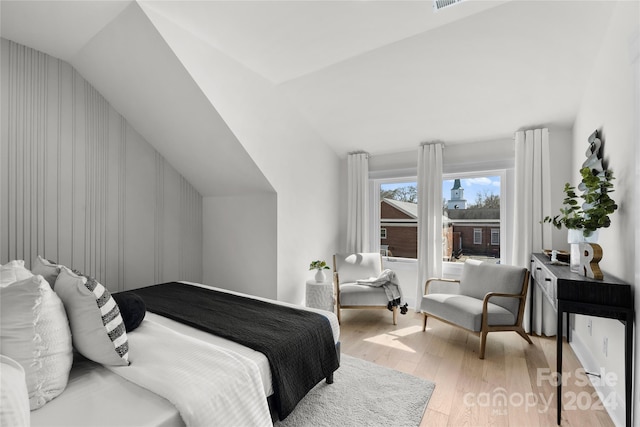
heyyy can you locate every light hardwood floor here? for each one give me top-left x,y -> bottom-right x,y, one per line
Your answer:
338,309 -> 616,427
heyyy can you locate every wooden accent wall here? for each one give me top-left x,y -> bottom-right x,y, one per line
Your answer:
1,39 -> 203,291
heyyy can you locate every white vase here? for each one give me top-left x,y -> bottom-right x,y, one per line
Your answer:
568,229 -> 599,272
314,269 -> 327,283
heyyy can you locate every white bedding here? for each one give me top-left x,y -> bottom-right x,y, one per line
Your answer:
30,356 -> 184,427
30,282 -> 339,427
106,319 -> 271,427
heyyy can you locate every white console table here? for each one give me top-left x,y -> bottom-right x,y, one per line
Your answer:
305,279 -> 334,312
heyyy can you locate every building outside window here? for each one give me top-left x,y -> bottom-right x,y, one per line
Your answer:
380,228 -> 387,239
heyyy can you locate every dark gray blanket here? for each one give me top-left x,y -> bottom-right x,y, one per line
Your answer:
120,282 -> 339,420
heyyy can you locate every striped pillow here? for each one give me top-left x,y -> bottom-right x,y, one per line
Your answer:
54,267 -> 129,366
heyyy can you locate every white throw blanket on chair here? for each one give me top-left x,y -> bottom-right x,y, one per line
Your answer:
356,269 -> 405,308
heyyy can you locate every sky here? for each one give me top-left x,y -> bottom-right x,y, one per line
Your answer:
381,175 -> 501,205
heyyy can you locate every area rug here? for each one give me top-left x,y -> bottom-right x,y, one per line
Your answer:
276,354 -> 435,427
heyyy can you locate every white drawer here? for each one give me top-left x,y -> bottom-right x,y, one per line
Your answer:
532,258 -> 557,310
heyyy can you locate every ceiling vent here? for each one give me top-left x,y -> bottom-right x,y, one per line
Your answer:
433,0 -> 465,12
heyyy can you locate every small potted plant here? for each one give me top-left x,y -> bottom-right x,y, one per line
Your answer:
543,145 -> 617,273
309,260 -> 330,282
543,166 -> 617,240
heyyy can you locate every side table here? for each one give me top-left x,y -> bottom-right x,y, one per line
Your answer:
305,279 -> 334,312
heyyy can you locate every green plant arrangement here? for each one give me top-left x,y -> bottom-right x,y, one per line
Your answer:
309,260 -> 330,271
543,166 -> 618,238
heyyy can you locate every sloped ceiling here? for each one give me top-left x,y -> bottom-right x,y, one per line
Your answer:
70,2 -> 275,197
1,0 -> 275,197
1,0 -> 616,190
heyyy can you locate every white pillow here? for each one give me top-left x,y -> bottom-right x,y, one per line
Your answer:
54,267 -> 129,366
0,260 -> 33,287
334,253 -> 382,284
0,275 -> 73,410
31,256 -> 61,289
0,355 -> 31,426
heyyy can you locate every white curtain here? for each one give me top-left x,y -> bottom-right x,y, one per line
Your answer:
346,152 -> 370,253
512,128 -> 553,334
416,142 -> 444,308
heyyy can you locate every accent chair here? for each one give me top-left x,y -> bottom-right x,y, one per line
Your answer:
420,259 -> 532,359
333,253 -> 397,325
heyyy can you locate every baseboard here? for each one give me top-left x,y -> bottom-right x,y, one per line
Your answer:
569,330 -> 624,427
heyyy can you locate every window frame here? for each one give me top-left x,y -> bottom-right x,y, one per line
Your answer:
443,169 -> 506,271
370,168 -> 507,271
491,228 -> 500,246
473,228 -> 483,245
370,175 -> 417,258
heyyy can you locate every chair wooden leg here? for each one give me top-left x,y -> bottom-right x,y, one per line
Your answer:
516,328 -> 533,344
392,306 -> 398,325
336,306 -> 341,324
479,330 -> 488,359
422,313 -> 428,331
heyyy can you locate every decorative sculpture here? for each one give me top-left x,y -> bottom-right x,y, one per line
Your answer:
581,130 -> 604,181
579,242 -> 603,280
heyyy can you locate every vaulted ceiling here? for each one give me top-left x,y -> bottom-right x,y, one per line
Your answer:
1,0 -> 616,194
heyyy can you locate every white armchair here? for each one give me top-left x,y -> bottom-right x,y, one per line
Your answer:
333,253 -> 397,325
420,259 -> 532,359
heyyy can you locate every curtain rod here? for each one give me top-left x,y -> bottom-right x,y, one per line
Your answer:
419,141 -> 444,147
348,150 -> 370,158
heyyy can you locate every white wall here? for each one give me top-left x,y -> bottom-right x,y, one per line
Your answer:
202,194 -> 277,299
569,2 -> 639,425
0,39 -> 203,291
140,3 -> 343,305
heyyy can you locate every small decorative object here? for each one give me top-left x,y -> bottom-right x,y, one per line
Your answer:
568,229 -> 598,272
309,260 -> 330,283
543,249 -> 569,264
543,130 -> 617,271
579,243 -> 603,280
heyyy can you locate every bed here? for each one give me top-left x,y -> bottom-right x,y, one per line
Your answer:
0,258 -> 340,427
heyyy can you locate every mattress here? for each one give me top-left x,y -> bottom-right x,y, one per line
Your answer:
31,355 -> 184,427
30,282 -> 339,427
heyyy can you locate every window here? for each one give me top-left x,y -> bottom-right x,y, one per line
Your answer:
443,173 -> 502,263
491,228 -> 500,245
473,228 -> 483,245
372,170 -> 505,265
377,179 -> 419,259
